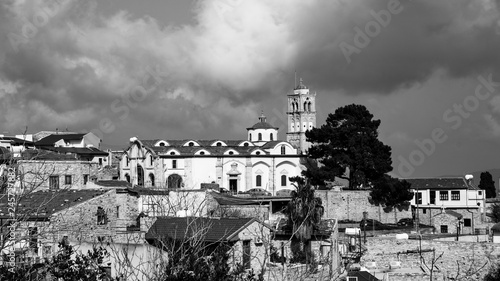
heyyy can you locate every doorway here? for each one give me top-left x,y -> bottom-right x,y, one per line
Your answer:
229,179 -> 238,193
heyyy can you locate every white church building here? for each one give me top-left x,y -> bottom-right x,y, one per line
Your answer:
119,79 -> 316,195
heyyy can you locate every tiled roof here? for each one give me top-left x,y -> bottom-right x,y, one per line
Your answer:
405,178 -> 479,190
21,149 -> 78,161
149,143 -> 264,156
146,217 -> 255,243
35,133 -> 86,146
0,189 -> 109,219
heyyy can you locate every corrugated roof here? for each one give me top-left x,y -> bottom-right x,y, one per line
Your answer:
46,147 -> 108,156
0,137 -> 34,146
405,178 -> 479,190
347,271 -> 380,281
211,192 -> 261,205
95,180 -> 132,187
145,217 -> 254,242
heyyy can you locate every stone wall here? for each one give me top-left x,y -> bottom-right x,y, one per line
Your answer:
19,160 -> 99,191
317,190 -> 412,224
361,237 -> 500,280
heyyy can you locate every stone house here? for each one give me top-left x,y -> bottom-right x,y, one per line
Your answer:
145,217 -> 271,273
0,187 -> 165,279
17,156 -> 99,192
432,210 -> 463,234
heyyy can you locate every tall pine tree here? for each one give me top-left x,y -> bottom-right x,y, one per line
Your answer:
478,171 -> 496,198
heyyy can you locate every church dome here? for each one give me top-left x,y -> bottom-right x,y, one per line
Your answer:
246,112 -> 278,130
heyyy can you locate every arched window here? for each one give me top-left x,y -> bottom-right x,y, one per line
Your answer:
217,142 -> 222,147
270,133 -> 273,141
249,133 -> 252,140
200,151 -> 205,155
256,151 -> 261,155
167,174 -> 183,189
150,155 -> 153,166
256,175 -> 262,187
295,102 -> 299,111
229,151 -> 234,155
244,143 -> 249,147
281,145 -> 286,155
258,133 -> 262,141
125,174 -> 130,183
189,142 -> 194,146
149,173 -> 155,187
304,102 -> 308,111
281,175 -> 287,186
170,151 -> 175,155
159,142 -> 165,147
137,165 -> 144,186
308,102 -> 312,112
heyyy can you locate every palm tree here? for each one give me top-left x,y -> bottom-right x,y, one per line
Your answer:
287,177 -> 324,264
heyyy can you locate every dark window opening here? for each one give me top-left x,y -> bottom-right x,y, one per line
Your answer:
440,191 -> 449,201
84,174 -> 89,184
149,173 -> 155,187
243,240 -> 251,269
440,225 -> 448,233
451,191 -> 460,201
281,145 -> 286,155
281,175 -> 287,186
270,134 -> 273,141
258,133 -> 262,141
229,151 -> 234,155
137,165 -> 144,186
49,176 -> 59,190
96,207 -> 108,225
65,175 -> 72,185
464,218 -> 471,227
256,151 -> 261,155
256,175 -> 262,187
172,160 -> 177,169
189,142 -> 194,146
29,227 -> 38,252
159,142 -> 165,147
217,142 -> 222,147
125,174 -> 130,183
170,151 -> 175,155
416,192 -> 422,204
244,143 -> 249,147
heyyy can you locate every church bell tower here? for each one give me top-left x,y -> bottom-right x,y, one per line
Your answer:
286,78 -> 316,154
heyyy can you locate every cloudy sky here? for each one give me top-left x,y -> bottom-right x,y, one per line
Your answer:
1,0 -> 500,178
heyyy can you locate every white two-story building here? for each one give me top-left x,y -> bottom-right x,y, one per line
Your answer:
407,175 -> 486,234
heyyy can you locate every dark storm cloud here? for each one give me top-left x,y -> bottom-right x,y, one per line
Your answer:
0,0 -> 499,150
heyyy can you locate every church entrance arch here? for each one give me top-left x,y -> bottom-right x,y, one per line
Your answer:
167,174 -> 183,189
